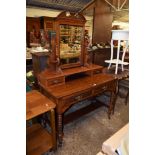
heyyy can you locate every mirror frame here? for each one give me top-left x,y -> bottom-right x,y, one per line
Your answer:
55,11 -> 86,69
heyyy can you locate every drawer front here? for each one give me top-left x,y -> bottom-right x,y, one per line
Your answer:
47,77 -> 64,86
94,84 -> 108,95
62,90 -> 92,105
93,81 -> 115,95
93,68 -> 103,75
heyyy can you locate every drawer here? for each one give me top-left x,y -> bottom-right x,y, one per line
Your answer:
62,90 -> 92,105
94,83 -> 109,95
47,77 -> 64,86
93,68 -> 103,75
93,81 -> 116,95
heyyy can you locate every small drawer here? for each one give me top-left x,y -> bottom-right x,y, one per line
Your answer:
82,91 -> 92,99
47,77 -> 64,86
62,90 -> 92,104
94,84 -> 109,95
93,68 -> 103,75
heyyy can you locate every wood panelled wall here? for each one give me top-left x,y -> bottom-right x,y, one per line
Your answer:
92,0 -> 113,44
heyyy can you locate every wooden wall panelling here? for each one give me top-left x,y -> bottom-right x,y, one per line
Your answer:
92,0 -> 113,44
40,16 -> 55,31
26,17 -> 40,47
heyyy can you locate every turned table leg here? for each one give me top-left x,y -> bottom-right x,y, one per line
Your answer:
108,91 -> 116,119
108,92 -> 112,119
50,109 -> 57,150
112,92 -> 117,114
57,114 -> 63,147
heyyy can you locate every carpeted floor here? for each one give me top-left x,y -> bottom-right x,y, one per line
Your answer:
44,93 -> 129,155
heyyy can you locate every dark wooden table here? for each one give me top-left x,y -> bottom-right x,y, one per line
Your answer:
26,90 -> 57,155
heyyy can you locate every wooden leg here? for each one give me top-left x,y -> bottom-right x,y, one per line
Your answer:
112,80 -> 118,114
108,92 -> 112,119
50,109 -> 57,150
112,92 -> 117,114
57,114 -> 63,147
116,80 -> 119,95
108,91 -> 116,119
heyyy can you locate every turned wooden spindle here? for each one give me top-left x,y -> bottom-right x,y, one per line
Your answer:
47,31 -> 61,73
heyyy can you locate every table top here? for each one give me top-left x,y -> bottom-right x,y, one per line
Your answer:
43,73 -> 115,98
26,90 -> 56,120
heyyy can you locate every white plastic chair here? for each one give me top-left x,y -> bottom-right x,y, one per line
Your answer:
105,30 -> 129,74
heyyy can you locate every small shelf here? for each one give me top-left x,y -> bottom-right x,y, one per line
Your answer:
27,123 -> 53,155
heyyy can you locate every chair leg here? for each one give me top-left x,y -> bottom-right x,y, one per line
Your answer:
115,40 -> 121,74
108,92 -> 116,119
108,63 -> 111,69
121,64 -> 124,72
115,63 -> 118,74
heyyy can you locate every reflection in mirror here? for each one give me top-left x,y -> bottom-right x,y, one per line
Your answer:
60,25 -> 82,65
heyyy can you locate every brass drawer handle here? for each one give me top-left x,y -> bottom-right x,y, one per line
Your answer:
53,80 -> 59,84
102,86 -> 107,90
75,96 -> 81,101
95,70 -> 100,73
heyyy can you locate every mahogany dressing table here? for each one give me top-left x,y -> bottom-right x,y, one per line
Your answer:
37,11 -> 117,146
38,65 -> 117,146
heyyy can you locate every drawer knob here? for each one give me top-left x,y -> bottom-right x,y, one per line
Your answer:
53,80 -> 58,84
102,86 -> 106,90
95,70 -> 100,73
75,96 -> 81,101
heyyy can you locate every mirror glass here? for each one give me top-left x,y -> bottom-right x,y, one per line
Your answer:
60,25 -> 83,66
